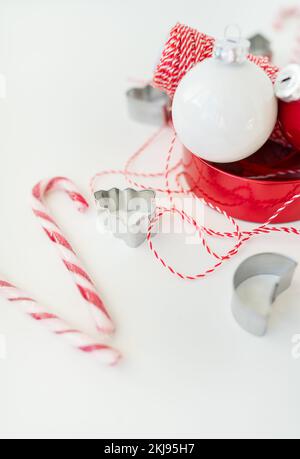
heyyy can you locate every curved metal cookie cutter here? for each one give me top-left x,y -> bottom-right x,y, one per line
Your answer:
127,85 -> 171,126
95,188 -> 156,248
232,253 -> 298,336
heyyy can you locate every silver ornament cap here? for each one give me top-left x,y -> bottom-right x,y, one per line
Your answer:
275,64 -> 300,103
214,25 -> 250,64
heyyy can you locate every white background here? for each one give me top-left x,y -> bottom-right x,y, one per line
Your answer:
0,0 -> 300,439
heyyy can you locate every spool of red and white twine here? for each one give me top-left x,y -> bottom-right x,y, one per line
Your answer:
0,177 -> 121,366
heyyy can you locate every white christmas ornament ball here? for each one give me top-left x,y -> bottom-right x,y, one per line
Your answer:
172,50 -> 278,163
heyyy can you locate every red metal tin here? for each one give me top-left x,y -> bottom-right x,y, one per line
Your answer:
278,100 -> 300,151
183,141 -> 300,223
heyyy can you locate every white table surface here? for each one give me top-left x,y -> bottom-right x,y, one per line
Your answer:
0,0 -> 300,439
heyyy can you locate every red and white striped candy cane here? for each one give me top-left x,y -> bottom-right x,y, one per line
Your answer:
32,177 -> 115,335
0,280 -> 121,366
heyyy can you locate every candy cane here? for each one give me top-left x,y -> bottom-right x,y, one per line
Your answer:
32,177 -> 115,335
0,280 -> 121,366
273,6 -> 300,64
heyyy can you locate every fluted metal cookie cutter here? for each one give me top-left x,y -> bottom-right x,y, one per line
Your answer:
249,33 -> 272,60
95,188 -> 156,248
126,84 -> 171,126
275,64 -> 300,102
232,253 -> 298,336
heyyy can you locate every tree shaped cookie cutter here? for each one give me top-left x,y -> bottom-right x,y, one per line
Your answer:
95,188 -> 156,248
127,84 -> 171,126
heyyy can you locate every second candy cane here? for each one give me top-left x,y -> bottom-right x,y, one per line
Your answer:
0,279 -> 121,366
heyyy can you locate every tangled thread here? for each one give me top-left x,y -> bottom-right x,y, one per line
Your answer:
91,125 -> 300,281
92,23 -> 300,281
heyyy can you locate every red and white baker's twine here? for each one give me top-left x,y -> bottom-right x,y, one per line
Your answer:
92,124 -> 300,281
153,23 -> 280,96
91,24 -> 300,281
0,177 -> 121,366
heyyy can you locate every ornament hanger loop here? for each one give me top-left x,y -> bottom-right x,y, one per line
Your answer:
224,24 -> 242,42
214,24 -> 250,64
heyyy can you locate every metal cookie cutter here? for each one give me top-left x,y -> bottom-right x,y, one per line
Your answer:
95,188 -> 156,248
275,64 -> 300,102
249,33 -> 272,60
232,253 -> 298,336
126,84 -> 171,126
